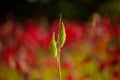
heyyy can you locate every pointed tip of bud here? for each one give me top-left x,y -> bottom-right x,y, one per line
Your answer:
60,14 -> 62,21
61,22 -> 64,26
52,32 -> 55,39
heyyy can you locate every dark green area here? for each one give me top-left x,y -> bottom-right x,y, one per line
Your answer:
0,0 -> 118,21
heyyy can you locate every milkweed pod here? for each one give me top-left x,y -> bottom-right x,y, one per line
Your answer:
50,32 -> 57,58
58,22 -> 66,48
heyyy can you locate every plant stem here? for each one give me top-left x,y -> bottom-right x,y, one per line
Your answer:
56,14 -> 62,80
57,48 -> 61,80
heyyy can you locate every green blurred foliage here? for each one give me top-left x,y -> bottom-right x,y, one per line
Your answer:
2,0 -> 120,21
99,0 -> 120,14
0,0 -> 110,21
0,68 -> 23,80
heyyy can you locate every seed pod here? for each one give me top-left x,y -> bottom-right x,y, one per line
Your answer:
50,32 -> 57,57
58,22 -> 66,48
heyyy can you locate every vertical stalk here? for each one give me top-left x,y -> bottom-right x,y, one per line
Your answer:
56,14 -> 62,80
57,48 -> 61,80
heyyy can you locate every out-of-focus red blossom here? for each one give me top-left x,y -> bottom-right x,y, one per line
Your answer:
0,20 -> 16,37
102,18 -> 112,39
25,20 -> 40,43
49,20 -> 84,46
19,32 -> 39,50
2,46 -> 18,62
103,19 -> 110,28
106,59 -> 114,67
112,71 -> 119,78
15,61 -> 21,70
102,17 -> 111,30
112,26 -> 120,39
66,74 -> 74,80
61,56 -> 74,70
3,49 -> 13,62
99,59 -> 114,71
113,49 -> 120,56
99,61 -> 106,71
25,48 -> 37,66
3,41 -> 37,70
20,20 -> 51,49
15,46 -> 37,71
62,61 -> 73,70
2,47 -> 22,70
18,20 -> 41,49
13,23 -> 24,39
44,56 -> 57,68
40,34 -> 51,49
110,49 -> 120,64
25,20 -> 40,42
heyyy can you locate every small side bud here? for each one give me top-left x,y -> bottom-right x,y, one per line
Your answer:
58,22 -> 66,48
92,13 -> 100,27
50,32 -> 57,57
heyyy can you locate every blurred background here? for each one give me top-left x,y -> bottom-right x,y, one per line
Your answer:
0,0 -> 120,80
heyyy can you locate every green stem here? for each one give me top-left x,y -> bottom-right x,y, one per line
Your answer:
56,14 -> 62,80
57,48 -> 61,80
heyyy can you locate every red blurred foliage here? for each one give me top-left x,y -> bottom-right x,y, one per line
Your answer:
21,20 -> 51,49
1,13 -> 120,80
112,71 -> 119,78
62,60 -> 73,70
66,74 -> 74,80
113,26 -> 120,39
44,56 -> 57,68
2,45 -> 19,63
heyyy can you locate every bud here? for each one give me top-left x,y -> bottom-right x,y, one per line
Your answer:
50,32 -> 57,57
92,13 -> 100,27
58,22 -> 66,48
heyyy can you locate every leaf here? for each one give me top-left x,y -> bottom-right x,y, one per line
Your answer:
50,32 -> 57,57
58,22 -> 66,48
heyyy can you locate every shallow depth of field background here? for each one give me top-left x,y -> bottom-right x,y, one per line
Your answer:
0,0 -> 120,80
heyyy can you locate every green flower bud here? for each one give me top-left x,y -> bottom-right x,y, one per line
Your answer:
50,32 -> 57,57
58,22 -> 66,48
